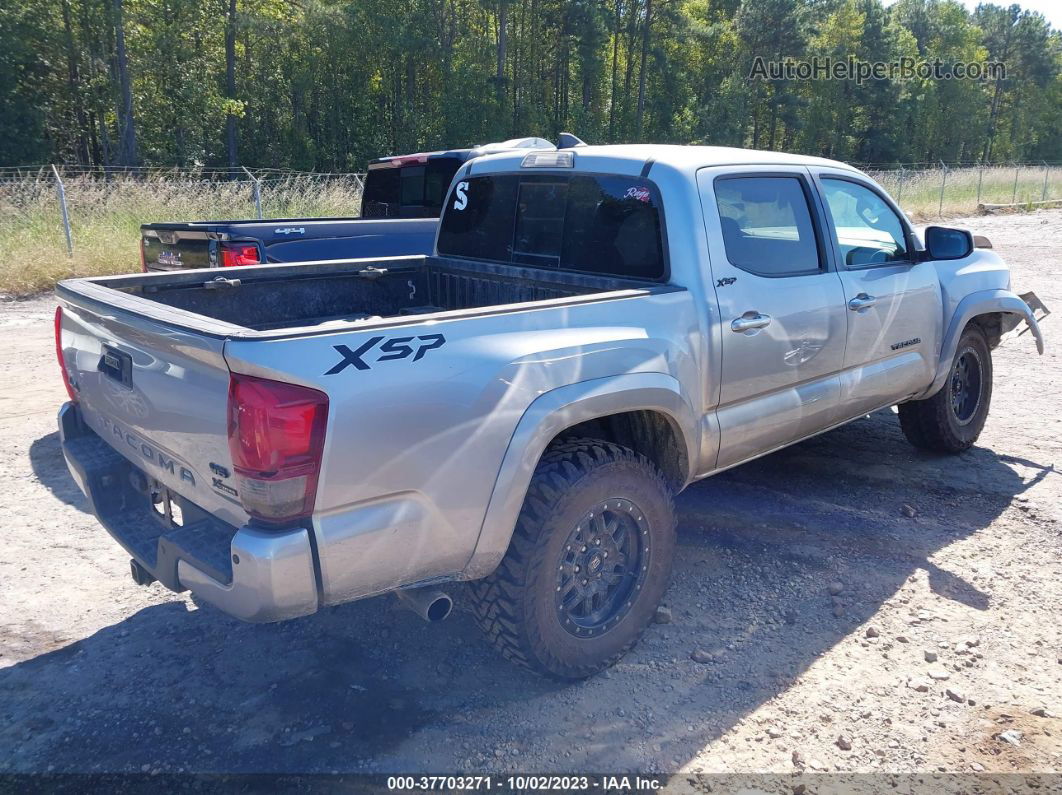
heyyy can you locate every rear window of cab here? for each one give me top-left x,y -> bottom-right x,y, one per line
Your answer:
437,174 -> 666,280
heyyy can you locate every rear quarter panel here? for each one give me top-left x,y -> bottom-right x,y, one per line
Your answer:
222,288 -> 701,602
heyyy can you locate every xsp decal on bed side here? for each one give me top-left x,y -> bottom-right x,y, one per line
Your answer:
325,333 -> 446,374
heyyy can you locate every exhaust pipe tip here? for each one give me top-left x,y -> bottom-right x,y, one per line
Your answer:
395,587 -> 453,622
130,558 -> 156,587
425,594 -> 453,622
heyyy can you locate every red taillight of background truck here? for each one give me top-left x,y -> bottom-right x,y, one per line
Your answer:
220,242 -> 261,267
227,373 -> 328,524
54,306 -> 78,402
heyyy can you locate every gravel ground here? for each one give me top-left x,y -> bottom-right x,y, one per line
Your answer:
0,210 -> 1059,780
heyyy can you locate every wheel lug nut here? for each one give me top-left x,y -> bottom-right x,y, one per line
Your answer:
582,579 -> 588,585
574,565 -> 580,572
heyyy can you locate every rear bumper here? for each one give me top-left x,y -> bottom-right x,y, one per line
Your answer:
59,402 -> 318,622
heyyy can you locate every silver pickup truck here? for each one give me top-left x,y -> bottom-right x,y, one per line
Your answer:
55,145 -> 1046,679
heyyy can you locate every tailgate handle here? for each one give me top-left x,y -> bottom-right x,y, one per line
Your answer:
98,345 -> 133,387
357,266 -> 388,281
204,276 -> 242,289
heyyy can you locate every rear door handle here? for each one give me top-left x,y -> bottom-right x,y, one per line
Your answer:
731,312 -> 772,333
848,293 -> 878,311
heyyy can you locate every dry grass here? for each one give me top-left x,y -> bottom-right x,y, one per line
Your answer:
869,164 -> 1059,220
1,165 -> 1058,297
0,171 -> 363,297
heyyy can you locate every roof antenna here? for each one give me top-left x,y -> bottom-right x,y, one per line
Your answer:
557,132 -> 587,149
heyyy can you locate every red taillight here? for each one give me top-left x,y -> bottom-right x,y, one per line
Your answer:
139,238 -> 148,272
227,373 -> 328,524
220,242 -> 261,267
54,306 -> 78,402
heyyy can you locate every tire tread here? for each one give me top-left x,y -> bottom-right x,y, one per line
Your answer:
898,326 -> 991,453
468,437 -> 674,679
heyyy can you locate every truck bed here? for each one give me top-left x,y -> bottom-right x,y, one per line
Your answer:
141,217 -> 438,270
61,255 -> 661,336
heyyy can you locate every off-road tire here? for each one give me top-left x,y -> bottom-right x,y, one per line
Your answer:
898,325 -> 993,453
469,438 -> 676,680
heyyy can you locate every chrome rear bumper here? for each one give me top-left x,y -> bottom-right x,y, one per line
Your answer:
59,402 -> 318,622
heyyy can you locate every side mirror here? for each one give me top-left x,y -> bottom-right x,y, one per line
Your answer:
924,226 -> 973,260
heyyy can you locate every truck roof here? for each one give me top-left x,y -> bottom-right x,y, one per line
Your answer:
465,144 -> 863,177
368,137 -> 554,168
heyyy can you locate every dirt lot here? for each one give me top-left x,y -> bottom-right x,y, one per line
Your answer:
0,210 -> 1059,781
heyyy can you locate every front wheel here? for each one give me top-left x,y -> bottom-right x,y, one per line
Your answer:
898,325 -> 993,453
469,438 -> 676,679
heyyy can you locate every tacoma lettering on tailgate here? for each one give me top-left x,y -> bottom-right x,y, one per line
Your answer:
97,415 -> 196,486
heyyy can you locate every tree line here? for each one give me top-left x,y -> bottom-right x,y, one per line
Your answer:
1,0 -> 1060,171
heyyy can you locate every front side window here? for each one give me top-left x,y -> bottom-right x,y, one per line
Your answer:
821,178 -> 908,266
714,176 -> 822,276
437,174 -> 666,280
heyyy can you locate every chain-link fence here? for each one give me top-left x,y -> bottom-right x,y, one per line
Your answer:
1,161 -> 1060,296
864,162 -> 1060,217
0,166 -> 365,294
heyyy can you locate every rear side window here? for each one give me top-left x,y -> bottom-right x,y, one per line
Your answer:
714,176 -> 822,276
437,174 -> 666,280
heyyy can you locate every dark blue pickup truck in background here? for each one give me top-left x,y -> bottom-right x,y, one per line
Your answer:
140,137 -> 557,272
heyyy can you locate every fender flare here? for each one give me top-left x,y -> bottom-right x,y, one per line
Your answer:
919,289 -> 1044,399
461,372 -> 697,580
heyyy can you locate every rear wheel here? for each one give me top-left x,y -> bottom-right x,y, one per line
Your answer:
898,325 -> 993,453
469,438 -> 675,679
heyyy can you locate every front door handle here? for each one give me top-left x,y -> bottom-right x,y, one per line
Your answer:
731,312 -> 772,333
848,293 -> 878,311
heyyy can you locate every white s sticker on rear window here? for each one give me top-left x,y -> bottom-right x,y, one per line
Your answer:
453,181 -> 469,211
